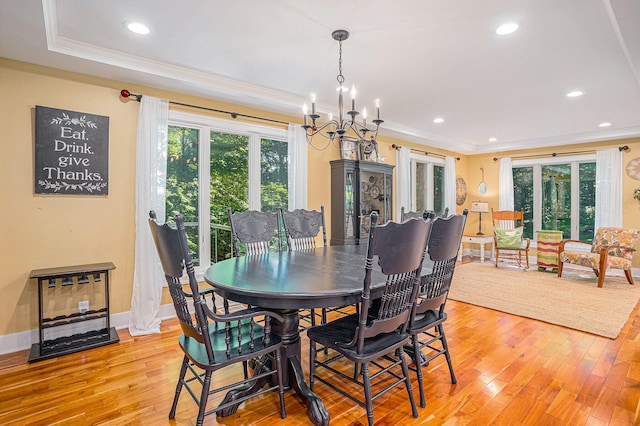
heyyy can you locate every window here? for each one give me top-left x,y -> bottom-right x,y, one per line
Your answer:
166,111 -> 288,269
512,155 -> 595,242
411,155 -> 444,212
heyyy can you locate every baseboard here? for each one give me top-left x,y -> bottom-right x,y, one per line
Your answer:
0,303 -> 178,356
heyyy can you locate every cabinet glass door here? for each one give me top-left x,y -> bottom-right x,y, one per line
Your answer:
345,170 -> 356,239
359,169 -> 390,237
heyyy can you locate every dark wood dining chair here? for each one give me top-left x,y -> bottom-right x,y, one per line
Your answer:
280,206 -> 327,328
408,209 -> 468,408
280,206 -> 351,328
307,212 -> 433,426
401,206 -> 449,221
227,207 -> 282,256
280,206 -> 327,251
148,211 -> 286,426
401,207 -> 430,221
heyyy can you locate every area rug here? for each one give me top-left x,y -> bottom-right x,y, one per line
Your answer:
448,262 -> 640,338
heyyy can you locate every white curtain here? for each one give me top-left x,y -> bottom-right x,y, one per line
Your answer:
396,147 -> 411,218
595,147 -> 622,229
499,157 -> 514,210
443,156 -> 457,213
129,96 -> 169,336
287,124 -> 308,210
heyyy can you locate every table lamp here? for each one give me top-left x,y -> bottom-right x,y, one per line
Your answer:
471,201 -> 489,235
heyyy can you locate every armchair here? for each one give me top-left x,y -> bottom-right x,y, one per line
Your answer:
492,209 -> 530,268
558,227 -> 638,288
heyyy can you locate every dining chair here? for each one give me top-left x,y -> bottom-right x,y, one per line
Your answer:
408,209 -> 468,408
307,212 -> 433,426
148,211 -> 286,425
492,208 -> 530,268
280,206 -> 329,328
227,207 -> 282,256
400,207 -> 430,221
280,206 -> 327,251
280,206 -> 352,328
557,226 -> 638,288
401,206 -> 449,221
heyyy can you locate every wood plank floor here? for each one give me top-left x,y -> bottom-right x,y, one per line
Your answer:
2,281 -> 640,425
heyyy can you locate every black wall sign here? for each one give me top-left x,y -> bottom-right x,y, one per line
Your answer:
35,106 -> 109,195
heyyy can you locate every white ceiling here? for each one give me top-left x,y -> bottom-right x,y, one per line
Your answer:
1,0 -> 639,154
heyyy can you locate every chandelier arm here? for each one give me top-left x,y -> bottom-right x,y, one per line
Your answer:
305,134 -> 333,151
304,120 -> 336,135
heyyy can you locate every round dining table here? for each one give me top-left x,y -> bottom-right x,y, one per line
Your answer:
204,244 -> 388,426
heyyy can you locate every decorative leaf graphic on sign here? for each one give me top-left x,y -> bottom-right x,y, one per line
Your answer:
38,180 -> 107,193
50,113 -> 98,128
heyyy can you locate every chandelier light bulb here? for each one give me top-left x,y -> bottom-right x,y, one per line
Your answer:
310,92 -> 317,114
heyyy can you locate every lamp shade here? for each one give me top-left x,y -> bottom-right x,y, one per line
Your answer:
471,201 -> 489,213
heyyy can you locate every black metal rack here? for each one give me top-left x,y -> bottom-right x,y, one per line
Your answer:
28,262 -> 119,362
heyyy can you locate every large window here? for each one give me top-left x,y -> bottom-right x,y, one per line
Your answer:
512,156 -> 595,242
411,156 -> 444,212
166,111 -> 288,269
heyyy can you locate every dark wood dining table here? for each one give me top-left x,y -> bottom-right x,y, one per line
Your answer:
203,244 -> 389,426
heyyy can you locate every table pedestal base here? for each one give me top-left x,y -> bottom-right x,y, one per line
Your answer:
217,308 -> 329,425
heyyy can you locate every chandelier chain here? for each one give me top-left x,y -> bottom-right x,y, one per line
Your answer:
337,40 -> 344,85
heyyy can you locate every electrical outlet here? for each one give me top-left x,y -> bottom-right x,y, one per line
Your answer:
78,300 -> 89,313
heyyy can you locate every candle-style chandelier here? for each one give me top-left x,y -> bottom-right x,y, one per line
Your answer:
302,29 -> 383,149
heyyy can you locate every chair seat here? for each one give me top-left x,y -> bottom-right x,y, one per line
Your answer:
179,320 -> 281,369
408,310 -> 447,333
496,242 -> 528,250
307,313 -> 410,362
560,251 -> 632,270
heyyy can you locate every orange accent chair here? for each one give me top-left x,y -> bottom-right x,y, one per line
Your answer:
557,227 -> 638,288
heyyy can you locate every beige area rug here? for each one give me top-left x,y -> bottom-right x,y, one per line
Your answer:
449,262 -> 640,339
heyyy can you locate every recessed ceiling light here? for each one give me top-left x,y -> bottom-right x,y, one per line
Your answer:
126,22 -> 150,35
433,117 -> 444,124
496,23 -> 519,35
599,122 -> 612,127
566,90 -> 584,98
488,137 -> 497,142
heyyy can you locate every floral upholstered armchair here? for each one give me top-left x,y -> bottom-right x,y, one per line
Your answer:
557,227 -> 639,288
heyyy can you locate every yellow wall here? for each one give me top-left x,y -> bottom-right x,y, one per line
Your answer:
1,57 -> 639,340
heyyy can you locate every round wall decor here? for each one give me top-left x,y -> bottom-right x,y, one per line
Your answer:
456,177 -> 467,205
626,157 -> 640,180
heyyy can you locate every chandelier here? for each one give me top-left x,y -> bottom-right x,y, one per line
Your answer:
302,29 -> 383,149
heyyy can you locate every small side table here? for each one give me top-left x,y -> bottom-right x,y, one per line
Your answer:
461,234 -> 495,263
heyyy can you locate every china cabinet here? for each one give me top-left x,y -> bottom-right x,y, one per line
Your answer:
330,159 -> 394,245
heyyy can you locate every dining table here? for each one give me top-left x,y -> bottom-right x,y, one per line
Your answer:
203,244 -> 390,426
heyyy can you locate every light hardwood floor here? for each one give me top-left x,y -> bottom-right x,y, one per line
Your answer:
2,275 -> 640,425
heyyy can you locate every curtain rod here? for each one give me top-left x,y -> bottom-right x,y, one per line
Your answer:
493,145 -> 629,161
391,144 -> 460,160
119,89 -> 289,126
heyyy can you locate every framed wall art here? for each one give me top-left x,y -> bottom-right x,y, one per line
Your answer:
35,105 -> 109,195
